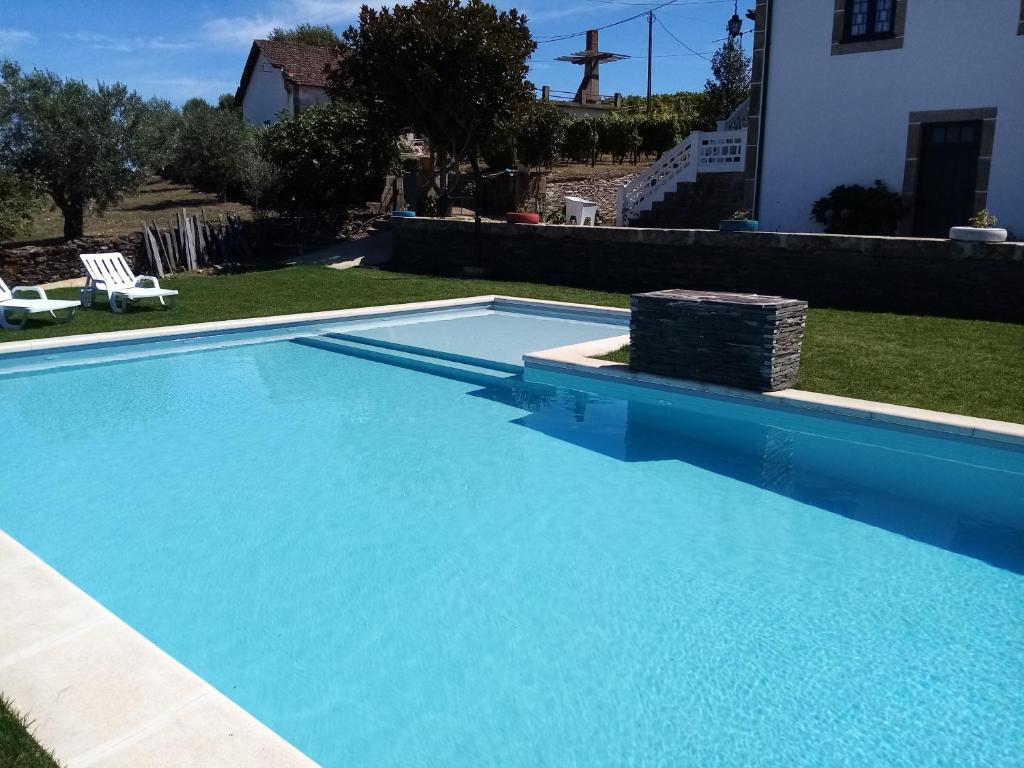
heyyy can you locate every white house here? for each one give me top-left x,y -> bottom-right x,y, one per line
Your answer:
235,40 -> 335,126
744,0 -> 1024,237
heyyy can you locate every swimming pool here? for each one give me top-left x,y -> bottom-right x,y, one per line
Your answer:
1,302 -> 1022,767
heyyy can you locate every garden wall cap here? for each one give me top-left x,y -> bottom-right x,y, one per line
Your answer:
634,288 -> 808,309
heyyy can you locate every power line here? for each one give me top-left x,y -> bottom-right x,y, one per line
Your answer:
530,51 -> 712,62
654,14 -> 712,60
580,0 -> 729,6
533,0 -> 686,44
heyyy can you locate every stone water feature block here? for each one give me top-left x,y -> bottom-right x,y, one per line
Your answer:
630,289 -> 808,392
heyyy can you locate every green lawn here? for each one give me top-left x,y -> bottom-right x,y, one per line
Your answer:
3,265 -> 1022,423
0,695 -> 62,768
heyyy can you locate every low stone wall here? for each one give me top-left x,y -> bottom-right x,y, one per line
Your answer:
631,289 -> 807,392
0,234 -> 145,286
390,218 -> 1024,322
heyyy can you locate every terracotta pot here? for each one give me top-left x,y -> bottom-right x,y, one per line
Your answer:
505,212 -> 540,225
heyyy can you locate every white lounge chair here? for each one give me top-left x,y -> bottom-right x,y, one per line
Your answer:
0,278 -> 80,330
80,252 -> 178,313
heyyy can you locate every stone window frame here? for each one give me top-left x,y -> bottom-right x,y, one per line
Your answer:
899,107 -> 997,235
831,0 -> 907,55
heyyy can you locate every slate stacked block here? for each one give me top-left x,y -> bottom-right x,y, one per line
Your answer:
630,289 -> 808,392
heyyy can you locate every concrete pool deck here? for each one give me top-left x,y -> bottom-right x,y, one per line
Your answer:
0,532 -> 318,768
2,296 -> 1022,766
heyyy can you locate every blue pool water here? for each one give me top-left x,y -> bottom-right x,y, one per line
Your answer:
1,320 -> 1022,767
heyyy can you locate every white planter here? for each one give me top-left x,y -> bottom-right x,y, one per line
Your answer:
949,226 -> 1008,243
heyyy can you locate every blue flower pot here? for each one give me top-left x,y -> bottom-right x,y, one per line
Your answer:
719,219 -> 759,232
391,210 -> 417,218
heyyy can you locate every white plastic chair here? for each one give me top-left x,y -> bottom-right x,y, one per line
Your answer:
79,252 -> 178,313
0,278 -> 80,330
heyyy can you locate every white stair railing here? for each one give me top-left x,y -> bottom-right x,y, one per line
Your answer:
617,101 -> 749,227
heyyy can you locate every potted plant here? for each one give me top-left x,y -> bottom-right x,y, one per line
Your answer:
720,209 -> 759,232
950,209 -> 1008,243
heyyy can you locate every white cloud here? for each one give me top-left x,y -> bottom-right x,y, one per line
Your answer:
522,5 -> 591,23
200,14 -> 289,47
69,31 -> 195,53
0,28 -> 35,52
201,0 -> 365,46
291,0 -> 363,21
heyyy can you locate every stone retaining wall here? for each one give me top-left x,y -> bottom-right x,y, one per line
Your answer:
390,218 -> 1024,322
0,235 -> 145,286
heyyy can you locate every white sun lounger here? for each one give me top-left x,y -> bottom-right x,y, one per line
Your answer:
0,278 -> 80,330
80,252 -> 178,313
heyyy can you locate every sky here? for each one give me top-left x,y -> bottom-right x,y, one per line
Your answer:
0,0 -> 748,105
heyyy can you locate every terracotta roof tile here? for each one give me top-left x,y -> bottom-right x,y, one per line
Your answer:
254,39 -> 337,88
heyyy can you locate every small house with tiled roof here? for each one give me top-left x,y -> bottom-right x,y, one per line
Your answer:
235,39 -> 337,125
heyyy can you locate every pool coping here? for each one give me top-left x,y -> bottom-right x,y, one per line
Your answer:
523,336 -> 1024,447
0,531 -> 319,768
2,294 -> 1022,765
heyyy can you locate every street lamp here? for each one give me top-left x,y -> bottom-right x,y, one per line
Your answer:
727,1 -> 743,38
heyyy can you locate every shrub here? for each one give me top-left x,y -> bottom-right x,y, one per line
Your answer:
562,118 -> 600,165
598,115 -> 640,164
517,102 -> 569,169
258,100 -> 400,214
810,180 -> 905,235
969,209 -> 998,228
637,113 -> 679,157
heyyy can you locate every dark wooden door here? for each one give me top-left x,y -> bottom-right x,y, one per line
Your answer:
913,121 -> 981,237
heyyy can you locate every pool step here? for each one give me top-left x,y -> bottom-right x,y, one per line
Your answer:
291,336 -> 519,387
322,332 -> 522,374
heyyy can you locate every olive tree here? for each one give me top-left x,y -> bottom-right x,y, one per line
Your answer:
329,0 -> 535,214
269,24 -> 341,47
170,98 -> 252,201
0,168 -> 44,241
0,59 -> 162,240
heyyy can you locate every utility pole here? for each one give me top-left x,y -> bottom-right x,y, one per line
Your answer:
646,11 -> 653,114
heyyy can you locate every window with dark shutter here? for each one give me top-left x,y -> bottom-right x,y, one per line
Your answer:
845,0 -> 897,41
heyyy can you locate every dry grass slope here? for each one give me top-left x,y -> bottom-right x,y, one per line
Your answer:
8,178 -> 252,245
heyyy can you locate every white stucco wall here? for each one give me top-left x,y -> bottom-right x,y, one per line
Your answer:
757,0 -> 1024,237
241,52 -> 293,126
296,86 -> 330,113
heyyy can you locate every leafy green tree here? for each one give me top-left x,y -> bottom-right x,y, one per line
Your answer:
269,24 -> 341,47
217,93 -> 238,111
258,100 -> 399,214
139,97 -> 182,175
562,118 -> 600,165
598,115 -> 640,164
482,99 -> 568,171
171,99 -> 252,201
0,59 -> 162,240
0,169 -> 44,241
516,101 -> 568,169
636,113 -> 679,158
698,38 -> 750,129
330,0 -> 535,213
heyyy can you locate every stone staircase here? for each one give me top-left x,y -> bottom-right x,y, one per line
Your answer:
628,171 -> 745,229
616,99 -> 749,229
